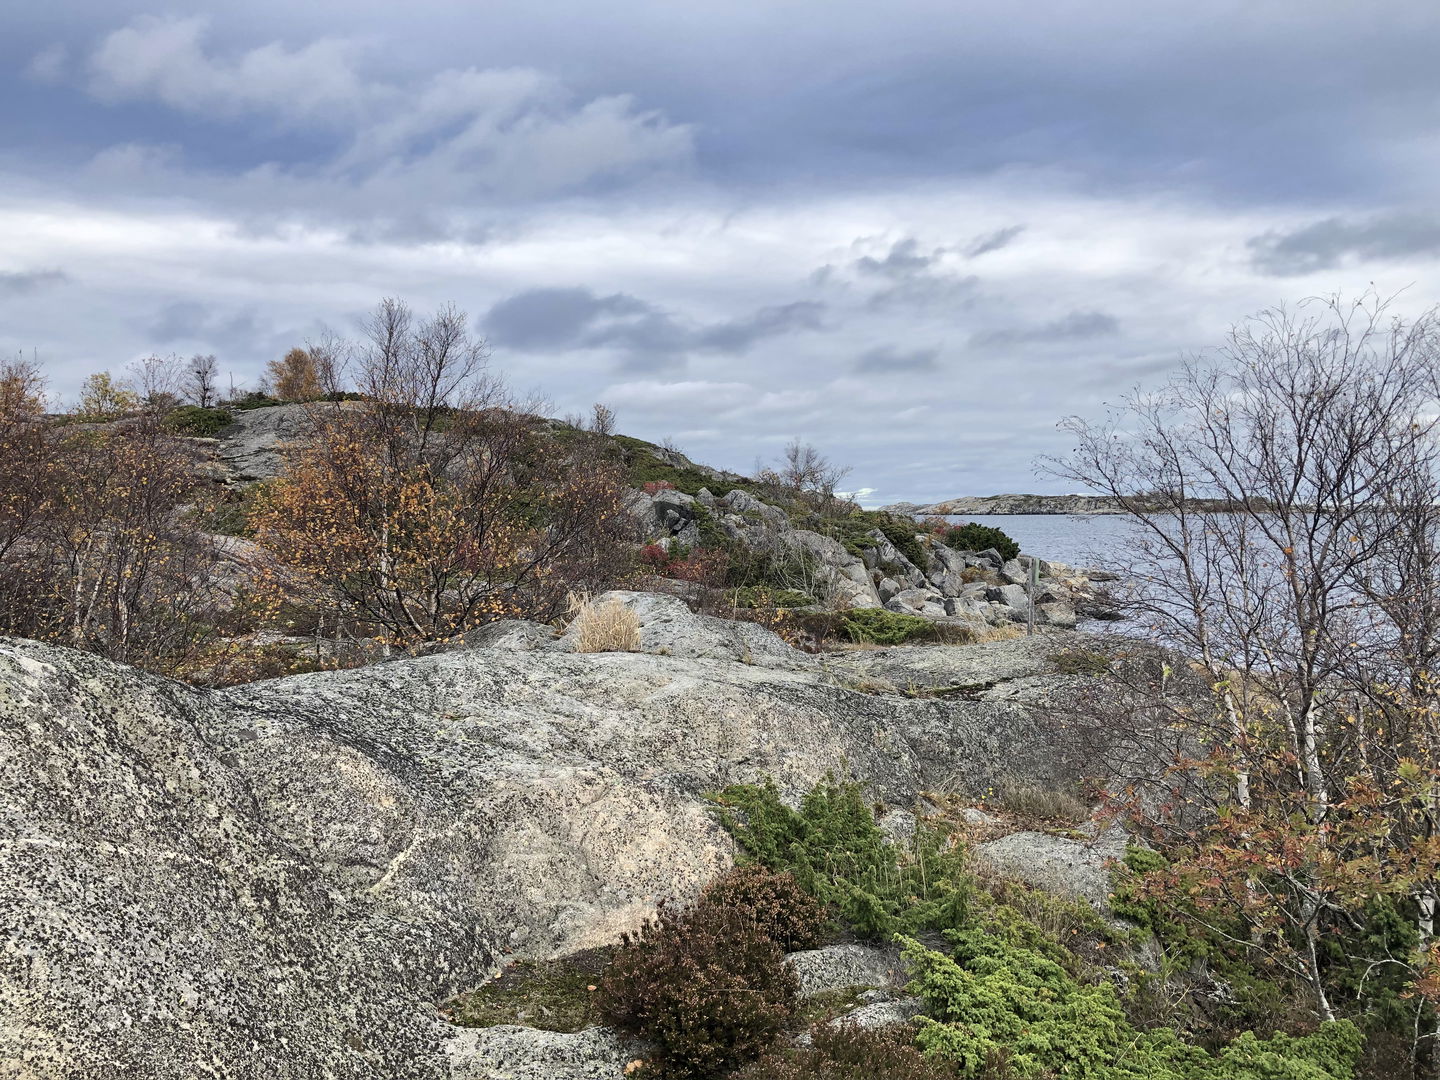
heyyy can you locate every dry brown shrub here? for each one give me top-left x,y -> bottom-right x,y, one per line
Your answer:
997,783 -> 1088,824
569,593 -> 642,653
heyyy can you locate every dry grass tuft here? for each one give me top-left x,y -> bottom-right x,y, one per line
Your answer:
997,782 -> 1089,824
568,592 -> 643,653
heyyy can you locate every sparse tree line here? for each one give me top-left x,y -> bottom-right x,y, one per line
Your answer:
0,298 -> 637,679
1051,295 -> 1440,1077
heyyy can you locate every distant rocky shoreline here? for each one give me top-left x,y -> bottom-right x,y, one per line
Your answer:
883,494 -> 1128,516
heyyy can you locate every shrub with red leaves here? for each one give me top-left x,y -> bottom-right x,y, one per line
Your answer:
696,866 -> 827,952
640,544 -> 672,570
597,868 -> 814,1078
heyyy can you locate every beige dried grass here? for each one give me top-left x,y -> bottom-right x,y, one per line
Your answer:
568,592 -> 642,653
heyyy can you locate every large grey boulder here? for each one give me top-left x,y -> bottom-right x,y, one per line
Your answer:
554,591 -> 814,669
787,530 -> 882,609
986,583 -> 1031,612
975,826 -> 1128,913
1,606 -> 1090,1077
719,489 -> 790,530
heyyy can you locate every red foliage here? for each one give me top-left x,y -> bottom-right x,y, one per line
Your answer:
640,544 -> 672,569
665,548 -> 729,587
643,480 -> 676,494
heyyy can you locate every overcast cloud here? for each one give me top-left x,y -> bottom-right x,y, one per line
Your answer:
3,3 -> 1440,503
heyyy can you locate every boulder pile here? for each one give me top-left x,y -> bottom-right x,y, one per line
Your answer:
630,486 -> 1117,629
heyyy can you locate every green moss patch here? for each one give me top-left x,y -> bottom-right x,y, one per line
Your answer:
441,948 -> 611,1032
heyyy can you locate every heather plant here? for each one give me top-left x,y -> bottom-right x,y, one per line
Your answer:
598,890 -> 799,1077
733,1024 -> 959,1080
695,865 -> 828,952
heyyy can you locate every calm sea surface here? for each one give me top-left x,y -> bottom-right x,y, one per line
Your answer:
942,514 -> 1139,572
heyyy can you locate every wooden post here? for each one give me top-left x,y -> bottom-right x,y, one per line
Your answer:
1026,556 -> 1038,636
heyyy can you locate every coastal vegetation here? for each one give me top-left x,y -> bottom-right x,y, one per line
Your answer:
0,302 -> 1040,679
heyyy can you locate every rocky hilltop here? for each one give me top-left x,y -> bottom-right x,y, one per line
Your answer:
194,406 -> 1118,634
883,493 -> 1128,515
0,592 -> 1116,1079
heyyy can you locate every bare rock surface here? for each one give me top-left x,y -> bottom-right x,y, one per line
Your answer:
445,1025 -> 638,1080
0,596 -> 1093,1078
823,631 -> 1107,699
974,826 -> 1129,913
553,591 -> 816,669
213,402 -> 319,482
785,944 -> 909,997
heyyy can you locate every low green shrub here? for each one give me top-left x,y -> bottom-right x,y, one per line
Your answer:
904,931 -> 1362,1080
163,405 -> 233,437
224,391 -> 282,411
943,524 -> 1019,562
839,608 -> 938,646
598,898 -> 797,1078
730,586 -> 815,610
711,777 -> 969,939
734,1024 -> 959,1080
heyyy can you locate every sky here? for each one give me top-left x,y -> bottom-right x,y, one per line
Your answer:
4,3 -> 1440,505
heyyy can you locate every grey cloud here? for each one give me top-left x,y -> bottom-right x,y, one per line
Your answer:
1249,214 -> 1440,276
971,310 -> 1119,347
483,287 -> 651,351
965,225 -> 1025,257
844,237 -> 979,311
0,269 -> 69,295
484,288 -> 824,372
854,238 -> 940,279
696,301 -> 826,351
149,301 -> 261,345
868,274 -> 979,312
855,345 -> 939,373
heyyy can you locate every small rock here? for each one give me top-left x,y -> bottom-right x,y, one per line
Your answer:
785,944 -> 908,997
975,828 -> 1126,913
828,997 -> 923,1030
877,809 -> 917,845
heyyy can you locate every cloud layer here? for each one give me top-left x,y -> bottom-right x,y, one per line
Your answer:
3,5 -> 1440,503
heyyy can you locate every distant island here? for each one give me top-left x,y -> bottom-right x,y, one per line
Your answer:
883,494 -> 1129,515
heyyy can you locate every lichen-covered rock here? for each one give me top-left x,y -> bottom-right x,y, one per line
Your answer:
446,1025 -> 639,1080
214,401 -> 333,482
975,826 -> 1128,913
0,603 -> 1091,1077
828,997 -> 923,1029
785,944 -> 908,997
553,591 -> 814,669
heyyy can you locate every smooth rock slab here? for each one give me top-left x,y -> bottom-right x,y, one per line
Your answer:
0,606 -> 1093,1077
